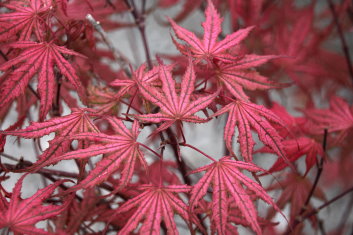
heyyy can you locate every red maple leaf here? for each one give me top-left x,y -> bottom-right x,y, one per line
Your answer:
114,184 -> 203,234
226,198 -> 278,234
0,175 -> 71,235
215,56 -> 285,101
1,108 -> 100,171
261,137 -> 324,175
52,188 -> 108,234
304,96 -> 353,134
0,0 -> 51,42
2,108 -> 99,139
109,63 -> 160,99
267,102 -> 306,138
136,61 -> 219,134
38,117 -> 147,191
137,160 -> 183,186
214,99 -> 289,164
87,85 -> 121,115
267,172 -> 325,224
169,0 -> 254,64
0,41 -> 86,120
189,156 -> 283,234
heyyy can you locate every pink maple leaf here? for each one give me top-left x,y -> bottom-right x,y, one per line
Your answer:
0,0 -> 51,42
1,108 -> 99,139
267,172 -> 325,223
1,108 -> 100,171
261,137 -> 324,175
304,96 -> 353,134
215,55 -> 285,101
169,0 -> 254,64
109,63 -> 160,99
0,41 -> 86,120
0,175 -> 71,235
214,100 -> 288,164
189,156 -> 283,234
136,61 -> 219,134
115,184 -> 204,234
38,117 -> 147,191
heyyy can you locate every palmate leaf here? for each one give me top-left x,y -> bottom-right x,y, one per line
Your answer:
226,199 -> 278,234
267,172 -> 325,223
0,175 -> 71,235
115,184 -> 203,235
189,156 -> 282,234
136,61 -> 219,134
54,188 -> 108,234
87,85 -> 122,115
260,137 -> 324,175
214,100 -> 289,164
0,0 -> 51,42
1,108 -> 100,170
0,41 -> 86,120
169,0 -> 254,63
38,117 -> 147,191
2,108 -> 99,138
304,96 -> 353,134
109,63 -> 160,98
216,55 -> 285,101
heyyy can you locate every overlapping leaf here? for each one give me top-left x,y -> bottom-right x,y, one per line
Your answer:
189,156 -> 282,234
0,0 -> 50,42
1,108 -> 99,170
226,198 -> 278,234
214,100 -> 288,163
0,175 -> 71,235
136,61 -> 218,134
261,137 -> 324,174
304,96 -> 353,134
2,108 -> 99,138
267,172 -> 325,223
87,85 -> 121,115
169,0 -> 254,63
115,184 -> 203,234
109,63 -> 160,98
38,117 -> 147,191
0,41 -> 86,120
52,188 -> 108,234
216,55 -> 285,101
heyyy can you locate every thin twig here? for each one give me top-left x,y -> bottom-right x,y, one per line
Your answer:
327,0 -> 353,84
180,143 -> 217,162
318,220 -> 326,235
302,186 -> 353,221
0,158 -> 130,202
86,14 -> 131,72
304,129 -> 328,207
1,162 -> 83,202
284,186 -> 353,234
166,128 -> 189,184
166,128 -> 207,234
138,142 -> 163,159
286,129 -> 328,234
125,0 -> 153,69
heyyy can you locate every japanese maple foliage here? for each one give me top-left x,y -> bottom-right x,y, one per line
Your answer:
1,0 -> 353,234
0,174 -> 72,235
